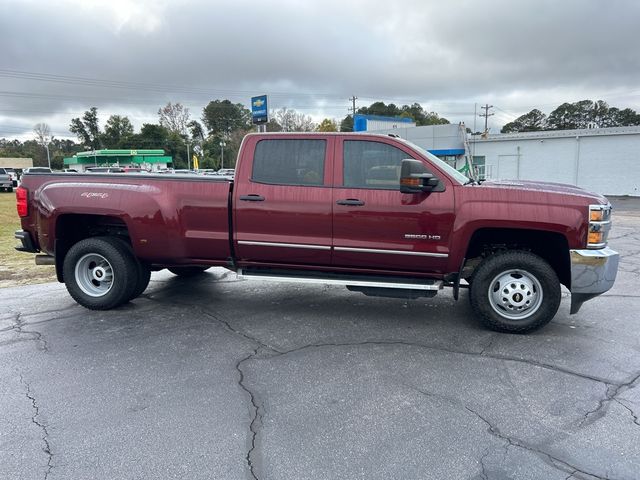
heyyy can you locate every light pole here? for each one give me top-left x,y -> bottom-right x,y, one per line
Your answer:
45,143 -> 51,169
219,141 -> 226,169
186,138 -> 191,170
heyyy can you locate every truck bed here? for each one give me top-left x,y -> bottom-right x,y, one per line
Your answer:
19,172 -> 234,265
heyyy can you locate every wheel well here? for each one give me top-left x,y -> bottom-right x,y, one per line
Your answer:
54,214 -> 130,282
464,228 -> 571,288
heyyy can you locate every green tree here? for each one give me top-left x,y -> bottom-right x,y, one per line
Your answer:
69,107 -> 101,148
317,118 -> 338,132
501,109 -> 548,133
188,120 -> 205,142
613,108 -> 640,126
266,119 -> 282,132
135,123 -> 170,147
102,115 -> 134,148
202,100 -> 251,135
356,101 -> 449,126
358,102 -> 402,117
340,115 -> 354,132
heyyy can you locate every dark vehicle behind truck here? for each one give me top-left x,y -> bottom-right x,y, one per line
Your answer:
15,133 -> 619,333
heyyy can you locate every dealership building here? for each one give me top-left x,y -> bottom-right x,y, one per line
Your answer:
367,122 -> 640,197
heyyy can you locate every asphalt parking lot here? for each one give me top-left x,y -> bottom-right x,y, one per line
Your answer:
1,199 -> 639,480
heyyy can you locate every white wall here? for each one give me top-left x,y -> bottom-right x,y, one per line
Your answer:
472,132 -> 640,197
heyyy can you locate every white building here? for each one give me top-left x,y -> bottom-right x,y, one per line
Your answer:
470,127 -> 640,197
368,123 -> 640,197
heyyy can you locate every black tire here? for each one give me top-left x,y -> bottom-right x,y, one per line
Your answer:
63,236 -> 139,310
469,250 -> 561,333
7,186 -> 13,193
168,266 -> 209,277
130,263 -> 151,299
110,237 -> 151,300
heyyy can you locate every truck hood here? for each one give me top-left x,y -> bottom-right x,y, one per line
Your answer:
479,179 -> 609,204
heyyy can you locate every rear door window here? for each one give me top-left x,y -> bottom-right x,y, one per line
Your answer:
252,139 -> 326,186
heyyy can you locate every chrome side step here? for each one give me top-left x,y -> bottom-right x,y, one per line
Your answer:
236,268 -> 442,291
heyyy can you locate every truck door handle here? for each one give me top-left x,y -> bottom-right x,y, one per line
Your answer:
240,194 -> 265,202
336,198 -> 365,206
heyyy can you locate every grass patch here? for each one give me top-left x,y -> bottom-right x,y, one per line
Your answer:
0,192 -> 56,288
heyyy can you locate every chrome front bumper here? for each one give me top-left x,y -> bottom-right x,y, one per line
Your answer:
570,247 -> 619,314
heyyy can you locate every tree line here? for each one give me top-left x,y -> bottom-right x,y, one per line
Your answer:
501,100 -> 640,133
4,97 -> 637,169
1,99 -> 450,169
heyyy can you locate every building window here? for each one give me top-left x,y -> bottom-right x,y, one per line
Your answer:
252,139 -> 326,186
343,140 -> 424,189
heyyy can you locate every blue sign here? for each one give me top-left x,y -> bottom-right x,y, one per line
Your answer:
251,95 -> 268,125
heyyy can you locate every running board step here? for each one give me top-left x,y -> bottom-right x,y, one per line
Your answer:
236,268 -> 443,291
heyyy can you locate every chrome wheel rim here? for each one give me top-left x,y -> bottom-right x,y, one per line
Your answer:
488,269 -> 543,320
75,253 -> 114,297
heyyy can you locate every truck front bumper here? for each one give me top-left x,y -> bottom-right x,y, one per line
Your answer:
570,247 -> 619,314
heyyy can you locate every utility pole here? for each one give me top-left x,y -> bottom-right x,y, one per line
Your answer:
479,104 -> 494,134
349,95 -> 358,117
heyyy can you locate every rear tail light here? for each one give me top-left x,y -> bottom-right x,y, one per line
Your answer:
16,186 -> 28,217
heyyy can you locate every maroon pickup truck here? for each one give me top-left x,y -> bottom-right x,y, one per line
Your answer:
15,133 -> 619,333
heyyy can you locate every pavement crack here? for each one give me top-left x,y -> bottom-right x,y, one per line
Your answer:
463,405 -> 610,480
403,383 -> 610,480
580,371 -> 640,428
272,340 -> 616,386
5,313 -> 49,352
236,349 -> 263,480
20,374 -> 53,480
193,305 -> 282,354
479,334 -> 497,355
613,399 -> 640,427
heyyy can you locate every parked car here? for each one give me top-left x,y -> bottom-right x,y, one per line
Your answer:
24,167 -> 52,173
86,167 -> 125,173
0,168 -> 12,192
217,168 -> 235,176
4,168 -> 19,186
173,169 -> 197,174
15,132 -> 619,333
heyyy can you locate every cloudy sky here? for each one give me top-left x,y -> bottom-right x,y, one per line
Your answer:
1,0 -> 639,140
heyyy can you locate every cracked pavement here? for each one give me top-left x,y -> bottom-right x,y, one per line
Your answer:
1,198 -> 639,479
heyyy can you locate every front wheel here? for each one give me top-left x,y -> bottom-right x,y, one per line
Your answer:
63,237 -> 139,310
469,251 -> 561,333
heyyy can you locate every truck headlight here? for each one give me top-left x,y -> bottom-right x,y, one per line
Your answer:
587,204 -> 611,248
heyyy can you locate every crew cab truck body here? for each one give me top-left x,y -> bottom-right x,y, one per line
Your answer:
15,133 -> 619,333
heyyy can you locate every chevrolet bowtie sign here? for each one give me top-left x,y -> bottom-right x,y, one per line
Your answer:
251,95 -> 268,125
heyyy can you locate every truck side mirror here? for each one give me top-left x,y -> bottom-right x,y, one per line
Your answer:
400,159 -> 440,193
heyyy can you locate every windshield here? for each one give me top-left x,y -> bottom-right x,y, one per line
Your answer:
395,137 -> 470,185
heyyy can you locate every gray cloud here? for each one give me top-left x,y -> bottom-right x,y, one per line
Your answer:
1,0 -> 639,138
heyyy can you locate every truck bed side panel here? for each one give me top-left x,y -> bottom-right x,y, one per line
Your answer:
20,174 -> 232,264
